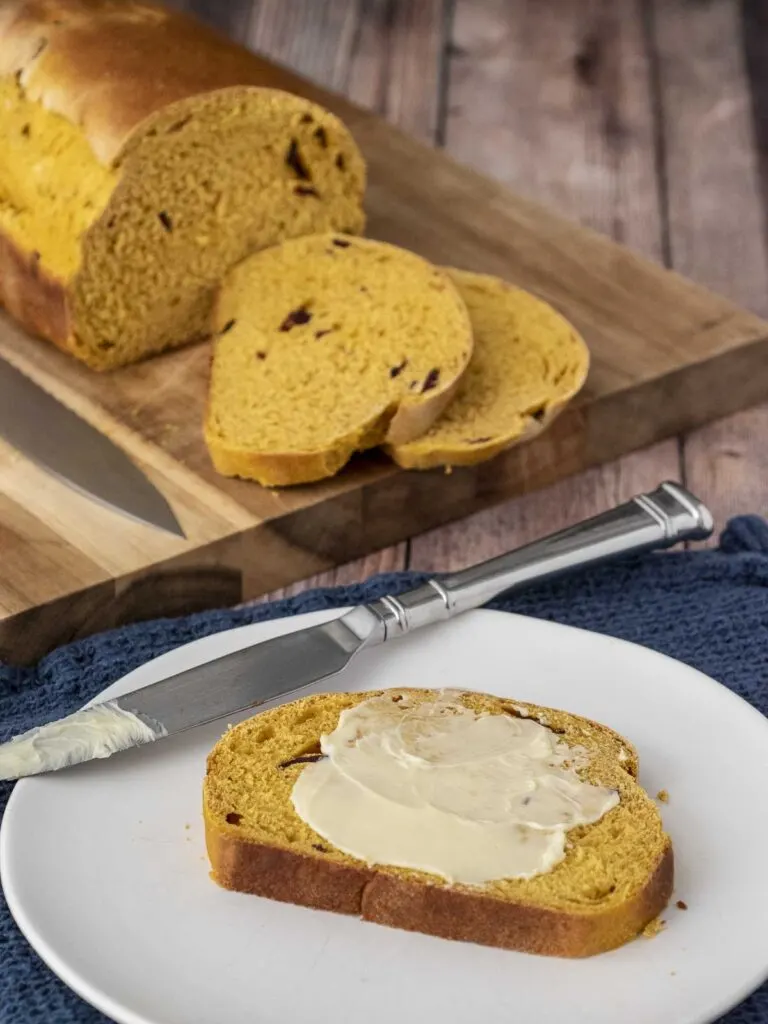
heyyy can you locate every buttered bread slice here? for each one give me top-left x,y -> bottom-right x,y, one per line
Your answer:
204,689 -> 672,957
205,236 -> 473,486
387,270 -> 589,469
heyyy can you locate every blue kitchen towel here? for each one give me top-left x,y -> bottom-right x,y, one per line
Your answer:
2,515 -> 768,1024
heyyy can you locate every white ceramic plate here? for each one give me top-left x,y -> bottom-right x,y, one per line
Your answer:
3,609 -> 768,1024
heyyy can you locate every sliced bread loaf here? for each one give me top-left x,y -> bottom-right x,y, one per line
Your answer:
204,235 -> 473,486
204,688 -> 672,957
387,270 -> 589,469
0,2 -> 365,368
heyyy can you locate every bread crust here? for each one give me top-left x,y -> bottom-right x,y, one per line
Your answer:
205,819 -> 672,958
202,398 -> 395,488
0,0 -> 290,165
203,378 -> 465,487
0,2 -> 366,366
203,441 -> 359,490
387,402 -> 558,470
360,844 -> 672,957
0,229 -> 71,350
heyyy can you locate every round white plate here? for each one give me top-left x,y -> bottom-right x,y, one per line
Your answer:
3,609 -> 768,1024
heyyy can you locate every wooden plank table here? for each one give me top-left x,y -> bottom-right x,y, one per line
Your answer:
171,0 -> 768,582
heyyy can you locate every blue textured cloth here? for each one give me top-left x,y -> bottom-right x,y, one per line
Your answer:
3,515 -> 768,1024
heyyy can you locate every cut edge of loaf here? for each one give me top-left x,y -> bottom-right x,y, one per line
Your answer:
1,0 -> 367,371
0,83 -> 367,369
74,88 -> 366,370
0,230 -> 72,353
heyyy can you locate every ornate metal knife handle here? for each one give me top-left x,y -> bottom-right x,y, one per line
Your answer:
357,482 -> 712,643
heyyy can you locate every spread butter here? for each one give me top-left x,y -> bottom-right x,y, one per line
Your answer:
291,691 -> 619,885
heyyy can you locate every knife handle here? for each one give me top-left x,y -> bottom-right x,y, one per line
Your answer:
362,482 -> 712,642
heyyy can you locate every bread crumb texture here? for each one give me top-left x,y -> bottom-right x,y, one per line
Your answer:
205,236 -> 473,486
387,269 -> 589,469
657,789 -> 669,803
204,689 -> 672,957
0,63 -> 365,369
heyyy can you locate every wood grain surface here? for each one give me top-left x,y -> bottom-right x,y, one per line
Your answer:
237,0 -> 768,572
2,0 -> 767,660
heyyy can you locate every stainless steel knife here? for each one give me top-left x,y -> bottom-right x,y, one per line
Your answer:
0,482 -> 712,781
0,357 -> 185,538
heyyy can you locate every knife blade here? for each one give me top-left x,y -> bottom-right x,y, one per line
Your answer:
0,482 -> 713,781
0,357 -> 185,537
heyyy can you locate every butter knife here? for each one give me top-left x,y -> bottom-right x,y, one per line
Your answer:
0,481 -> 712,781
0,357 -> 185,537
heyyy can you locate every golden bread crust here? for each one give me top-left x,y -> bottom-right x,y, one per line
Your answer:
0,0 -> 291,165
0,228 -> 71,348
389,403 -> 555,470
205,818 -> 672,958
203,439 -> 364,491
360,844 -> 672,956
203,380 -> 465,487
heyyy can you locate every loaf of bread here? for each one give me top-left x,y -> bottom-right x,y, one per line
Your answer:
204,689 -> 672,957
0,0 -> 366,369
205,235 -> 473,486
387,270 -> 589,469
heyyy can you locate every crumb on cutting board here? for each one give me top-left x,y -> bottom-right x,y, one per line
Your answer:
676,900 -> 688,910
656,789 -> 669,803
642,916 -> 666,939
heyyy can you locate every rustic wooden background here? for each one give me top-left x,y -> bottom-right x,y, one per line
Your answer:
170,0 -> 768,583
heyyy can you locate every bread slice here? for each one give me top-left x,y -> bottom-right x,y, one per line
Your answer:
387,270 -> 589,470
204,689 -> 672,957
0,1 -> 365,369
204,236 -> 474,486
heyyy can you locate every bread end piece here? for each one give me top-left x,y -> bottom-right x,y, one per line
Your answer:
0,228 -> 72,354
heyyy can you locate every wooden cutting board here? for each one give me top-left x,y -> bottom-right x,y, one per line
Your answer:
2,54 -> 768,665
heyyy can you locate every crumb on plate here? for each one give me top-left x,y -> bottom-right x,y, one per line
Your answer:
642,916 -> 666,939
